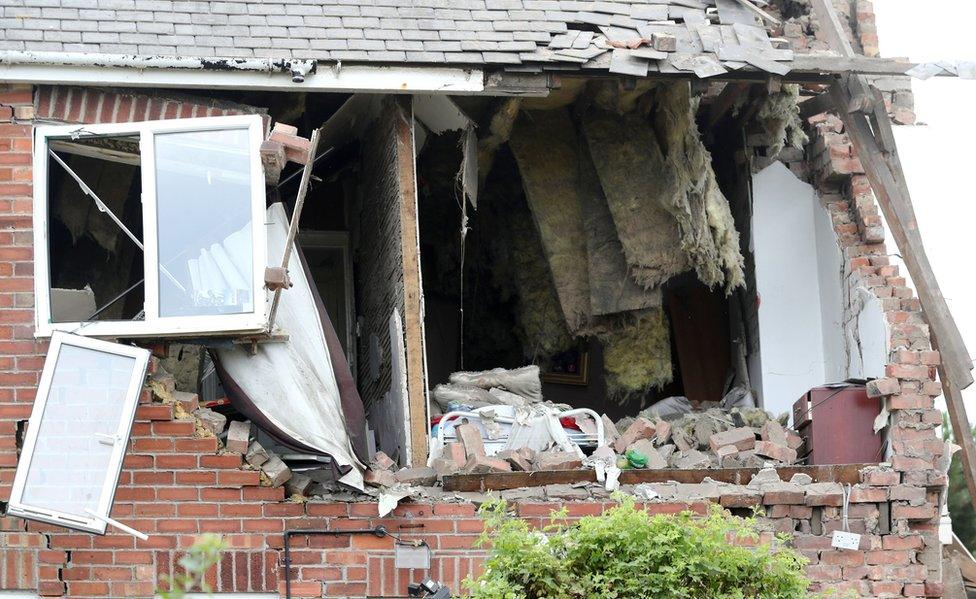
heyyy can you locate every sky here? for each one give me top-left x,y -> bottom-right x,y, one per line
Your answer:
873,1 -> 976,424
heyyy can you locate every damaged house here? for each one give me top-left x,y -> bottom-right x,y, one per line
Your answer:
0,0 -> 975,596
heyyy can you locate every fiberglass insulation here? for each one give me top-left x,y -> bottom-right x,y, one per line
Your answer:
498,82 -> 745,396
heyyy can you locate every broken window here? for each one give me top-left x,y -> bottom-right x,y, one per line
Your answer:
34,115 -> 268,338
8,332 -> 150,534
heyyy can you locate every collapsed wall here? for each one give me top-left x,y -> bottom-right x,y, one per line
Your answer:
0,32 -> 954,595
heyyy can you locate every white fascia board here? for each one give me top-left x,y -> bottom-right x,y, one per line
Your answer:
0,63 -> 485,95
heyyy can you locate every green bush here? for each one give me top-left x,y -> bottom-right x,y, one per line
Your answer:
156,533 -> 228,599
943,414 -> 976,552
463,497 -> 811,599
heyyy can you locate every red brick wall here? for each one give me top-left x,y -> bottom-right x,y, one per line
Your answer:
0,73 -> 951,598
797,107 -> 947,597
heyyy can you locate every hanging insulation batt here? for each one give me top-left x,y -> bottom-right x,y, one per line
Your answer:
508,109 -> 593,332
754,84 -> 809,157
650,82 -> 745,292
582,108 -> 690,289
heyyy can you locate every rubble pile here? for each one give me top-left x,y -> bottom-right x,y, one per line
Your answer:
364,403 -> 802,491
607,409 -> 803,471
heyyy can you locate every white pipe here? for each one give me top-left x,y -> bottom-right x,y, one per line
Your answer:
0,50 -> 315,82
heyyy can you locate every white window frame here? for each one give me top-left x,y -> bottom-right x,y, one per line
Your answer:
7,332 -> 150,534
33,115 -> 268,338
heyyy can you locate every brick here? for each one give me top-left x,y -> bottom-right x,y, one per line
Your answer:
805,483 -> 844,506
394,466 -> 438,485
674,449 -> 711,469
364,468 -> 395,488
194,407 -> 227,435
760,420 -> 788,446
889,485 -> 926,504
708,427 -> 756,452
171,390 -> 199,412
866,377 -> 900,397
431,457 -> 460,478
285,473 -> 314,496
753,441 -> 797,464
225,419 -> 251,454
444,442 -> 467,467
762,483 -> 806,505
534,450 -> 583,471
260,455 -> 291,487
462,454 -> 512,475
495,449 -> 532,471
849,486 -> 887,503
891,503 -> 937,521
613,417 -> 656,453
627,439 -> 668,469
245,441 -> 269,467
370,450 -> 396,471
861,468 -> 900,486
454,423 -> 485,458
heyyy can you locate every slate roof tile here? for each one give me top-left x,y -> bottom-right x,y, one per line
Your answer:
5,0 -> 792,76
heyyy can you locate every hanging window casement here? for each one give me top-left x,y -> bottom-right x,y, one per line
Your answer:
33,115 -> 268,338
7,332 -> 150,534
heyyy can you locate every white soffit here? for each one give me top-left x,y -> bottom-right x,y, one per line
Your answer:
0,64 -> 484,95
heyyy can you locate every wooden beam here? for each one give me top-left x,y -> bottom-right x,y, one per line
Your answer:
393,96 -> 430,467
938,362 -> 976,513
798,91 -> 835,120
267,128 -> 319,332
806,0 -> 855,57
787,55 -> 922,78
442,464 -> 869,492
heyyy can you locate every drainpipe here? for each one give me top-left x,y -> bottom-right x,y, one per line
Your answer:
0,50 -> 316,83
282,526 -> 388,598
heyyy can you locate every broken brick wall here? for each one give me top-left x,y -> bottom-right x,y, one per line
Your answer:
0,14 -> 950,592
778,0 -> 915,124
742,79 -> 944,594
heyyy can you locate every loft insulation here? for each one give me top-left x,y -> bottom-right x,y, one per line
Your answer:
652,82 -> 745,291
497,180 -> 574,361
578,137 -> 663,316
582,83 -> 746,292
582,107 -> 689,289
509,108 -> 592,332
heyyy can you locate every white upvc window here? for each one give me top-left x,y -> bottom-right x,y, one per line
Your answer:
8,332 -> 150,534
33,115 -> 268,338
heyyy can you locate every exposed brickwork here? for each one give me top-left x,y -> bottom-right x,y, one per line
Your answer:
33,86 -> 265,124
792,104 -> 946,596
0,3 -> 951,593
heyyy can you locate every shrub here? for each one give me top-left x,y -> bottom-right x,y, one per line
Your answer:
463,497 -> 811,599
156,533 -> 228,599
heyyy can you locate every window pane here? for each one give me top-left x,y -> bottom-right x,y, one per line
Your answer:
154,128 -> 254,317
20,344 -> 136,519
46,137 -> 144,323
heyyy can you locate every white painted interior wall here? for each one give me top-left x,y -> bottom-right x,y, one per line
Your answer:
751,162 -> 851,420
